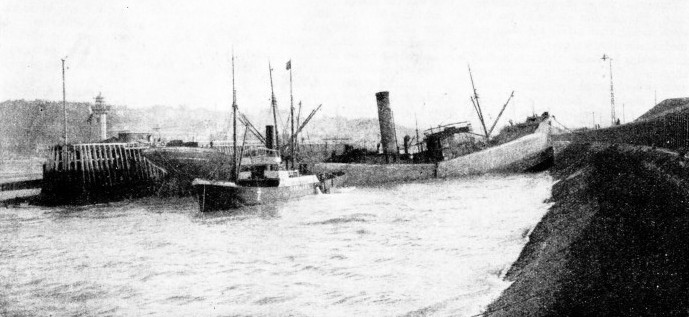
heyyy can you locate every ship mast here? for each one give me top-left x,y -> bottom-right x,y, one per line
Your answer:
232,52 -> 238,180
61,58 -> 67,144
486,91 -> 515,137
415,112 -> 421,154
287,60 -> 295,169
468,65 -> 490,140
269,62 -> 280,155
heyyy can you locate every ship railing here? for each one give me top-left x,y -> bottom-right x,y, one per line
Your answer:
242,147 -> 280,158
210,143 -> 278,157
424,121 -> 472,135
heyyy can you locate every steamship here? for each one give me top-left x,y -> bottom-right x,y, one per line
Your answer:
191,141 -> 325,212
327,90 -> 554,172
187,56 -> 343,211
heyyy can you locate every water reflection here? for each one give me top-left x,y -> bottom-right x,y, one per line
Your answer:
193,203 -> 281,222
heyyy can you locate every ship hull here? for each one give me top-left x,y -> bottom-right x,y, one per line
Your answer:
142,147 -> 234,193
192,177 -> 320,212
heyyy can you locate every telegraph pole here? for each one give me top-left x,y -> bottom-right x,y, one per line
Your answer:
61,58 -> 67,144
622,103 -> 626,123
601,54 -> 616,125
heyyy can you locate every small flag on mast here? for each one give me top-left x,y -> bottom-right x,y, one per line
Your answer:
286,60 -> 291,70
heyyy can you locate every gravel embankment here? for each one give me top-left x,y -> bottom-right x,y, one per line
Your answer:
485,143 -> 689,316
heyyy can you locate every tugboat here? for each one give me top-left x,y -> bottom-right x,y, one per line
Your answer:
191,56 -> 339,212
192,147 -> 322,211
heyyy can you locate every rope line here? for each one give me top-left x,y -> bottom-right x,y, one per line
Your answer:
551,116 -> 573,133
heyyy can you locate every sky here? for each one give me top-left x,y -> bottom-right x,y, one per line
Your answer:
1,0 -> 688,130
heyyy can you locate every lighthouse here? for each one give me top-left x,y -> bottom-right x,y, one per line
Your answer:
92,93 -> 110,140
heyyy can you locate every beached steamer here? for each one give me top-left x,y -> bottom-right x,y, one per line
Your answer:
191,148 -> 320,211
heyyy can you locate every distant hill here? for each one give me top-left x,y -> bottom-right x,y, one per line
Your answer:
0,99 -> 416,157
300,116 -> 417,150
0,100 -> 98,156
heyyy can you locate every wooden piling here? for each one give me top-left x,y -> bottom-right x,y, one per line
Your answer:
118,144 -> 130,184
104,145 -> 114,187
41,143 -> 167,204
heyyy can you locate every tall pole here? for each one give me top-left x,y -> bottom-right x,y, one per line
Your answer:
622,103 -> 626,123
232,52 -> 238,180
61,58 -> 67,144
602,54 -> 616,125
289,61 -> 295,169
269,62 -> 280,155
592,112 -> 596,128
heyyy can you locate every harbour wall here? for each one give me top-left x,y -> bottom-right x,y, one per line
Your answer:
312,163 -> 436,186
41,143 -> 166,204
485,142 -> 689,316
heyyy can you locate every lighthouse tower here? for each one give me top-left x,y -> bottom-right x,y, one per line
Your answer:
92,93 -> 110,140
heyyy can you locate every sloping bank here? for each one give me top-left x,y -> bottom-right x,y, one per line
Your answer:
484,142 -> 689,316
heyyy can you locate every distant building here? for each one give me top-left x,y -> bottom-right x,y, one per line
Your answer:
91,93 -> 111,141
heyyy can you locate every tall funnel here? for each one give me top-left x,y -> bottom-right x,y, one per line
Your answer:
376,91 -> 396,155
265,125 -> 275,150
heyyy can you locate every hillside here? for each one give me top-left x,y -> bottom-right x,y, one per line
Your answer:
0,100 -> 98,156
300,116 -> 416,150
0,99 -> 416,157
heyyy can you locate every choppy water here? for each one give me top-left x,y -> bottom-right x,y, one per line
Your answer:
0,173 -> 552,316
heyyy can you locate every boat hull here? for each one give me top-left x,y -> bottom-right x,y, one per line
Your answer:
193,179 -> 319,212
142,147 -> 234,194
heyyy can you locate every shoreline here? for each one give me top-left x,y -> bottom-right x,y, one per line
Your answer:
485,142 -> 689,315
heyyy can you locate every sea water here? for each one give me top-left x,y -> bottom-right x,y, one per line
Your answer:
0,173 -> 552,316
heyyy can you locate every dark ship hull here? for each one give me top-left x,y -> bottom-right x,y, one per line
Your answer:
141,147 -> 235,193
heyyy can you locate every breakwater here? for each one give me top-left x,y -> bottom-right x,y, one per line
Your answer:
560,107 -> 689,150
485,142 -> 689,316
312,162 -> 437,186
42,143 -> 166,204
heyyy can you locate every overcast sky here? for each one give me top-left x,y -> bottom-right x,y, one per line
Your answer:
1,0 -> 688,130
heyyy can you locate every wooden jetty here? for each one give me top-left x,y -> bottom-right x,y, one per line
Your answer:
42,143 -> 166,204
